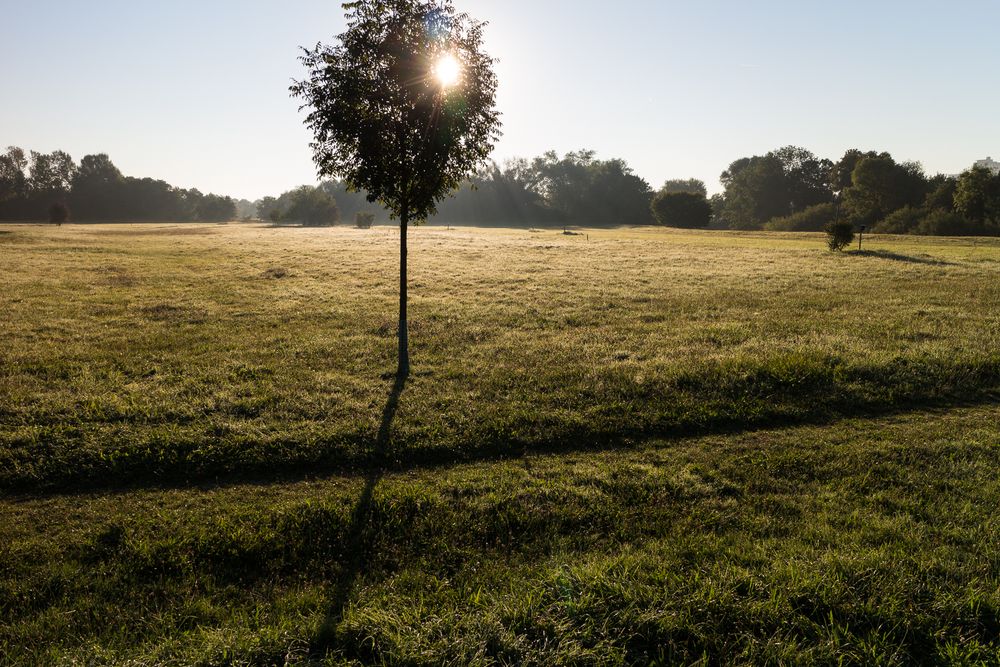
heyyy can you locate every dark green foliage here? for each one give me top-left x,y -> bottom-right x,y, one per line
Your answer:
718,146 -> 834,229
764,202 -> 838,232
829,148 -> 882,193
355,211 -> 375,229
255,196 -> 279,221
283,186 -> 340,226
924,174 -> 958,212
954,166 -> 1000,224
194,193 -> 237,222
872,206 -> 997,237
0,148 -> 238,222
872,205 -> 924,234
718,154 -> 789,229
48,202 -> 69,225
825,220 -> 854,251
651,191 -> 712,228
914,210 -> 992,236
521,150 -> 653,225
0,146 -> 28,203
659,178 -> 708,197
842,155 -> 928,225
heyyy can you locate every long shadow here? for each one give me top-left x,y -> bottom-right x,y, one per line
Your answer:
848,249 -> 958,266
5,382 -> 1000,502
311,370 -> 407,652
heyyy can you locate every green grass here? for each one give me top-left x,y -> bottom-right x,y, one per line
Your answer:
1,223 -> 999,664
1,224 -> 998,491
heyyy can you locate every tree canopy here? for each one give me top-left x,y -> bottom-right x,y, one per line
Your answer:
290,0 -> 501,223
651,191 -> 712,228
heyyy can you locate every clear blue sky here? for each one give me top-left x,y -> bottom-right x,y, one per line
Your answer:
2,1 -> 997,200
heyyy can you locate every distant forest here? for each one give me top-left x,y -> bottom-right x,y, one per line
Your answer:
3,144 -> 999,235
0,148 -> 243,222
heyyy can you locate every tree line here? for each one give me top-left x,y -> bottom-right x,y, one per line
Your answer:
714,146 -> 1000,236
0,147 -> 242,222
256,146 -> 1000,236
5,143 -> 998,236
256,150 -> 657,228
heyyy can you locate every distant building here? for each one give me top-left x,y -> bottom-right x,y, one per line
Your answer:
974,157 -> 1000,175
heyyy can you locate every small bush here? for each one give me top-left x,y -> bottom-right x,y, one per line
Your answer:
49,202 -> 70,225
355,211 -> 375,229
824,220 -> 854,251
764,203 -> 838,232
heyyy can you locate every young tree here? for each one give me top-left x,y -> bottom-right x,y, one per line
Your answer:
48,201 -> 70,225
825,220 -> 854,251
291,0 -> 501,376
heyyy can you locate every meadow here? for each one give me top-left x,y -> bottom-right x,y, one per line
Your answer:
1,223 -> 999,664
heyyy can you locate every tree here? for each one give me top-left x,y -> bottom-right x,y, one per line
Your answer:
284,186 -> 340,226
842,155 -> 927,225
291,0 -> 501,375
718,154 -> 789,229
829,149 -> 884,194
526,150 -> 652,225
195,194 -> 236,222
48,202 -> 70,225
924,175 -> 958,212
651,191 -> 712,228
29,151 -> 76,196
69,154 -> 123,220
718,146 -> 835,229
954,167 -> 1000,224
769,146 -> 833,212
255,196 -> 280,221
356,211 -> 375,228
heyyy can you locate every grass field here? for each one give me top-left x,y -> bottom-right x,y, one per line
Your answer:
2,223 -> 999,664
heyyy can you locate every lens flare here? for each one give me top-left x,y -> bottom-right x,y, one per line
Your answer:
433,54 -> 462,87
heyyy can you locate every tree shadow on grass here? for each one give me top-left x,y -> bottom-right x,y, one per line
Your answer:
311,370 -> 407,653
848,249 -> 958,266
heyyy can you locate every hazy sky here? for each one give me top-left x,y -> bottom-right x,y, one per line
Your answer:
2,1 -> 998,200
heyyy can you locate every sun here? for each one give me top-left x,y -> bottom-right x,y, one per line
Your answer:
433,54 -> 462,88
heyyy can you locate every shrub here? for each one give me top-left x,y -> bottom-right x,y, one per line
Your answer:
914,210 -> 982,236
872,206 -> 923,234
651,191 -> 712,228
48,202 -> 69,225
824,220 -> 854,251
355,211 -> 375,229
764,203 -> 838,232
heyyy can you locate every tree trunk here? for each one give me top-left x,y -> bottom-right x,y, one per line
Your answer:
398,204 -> 410,377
